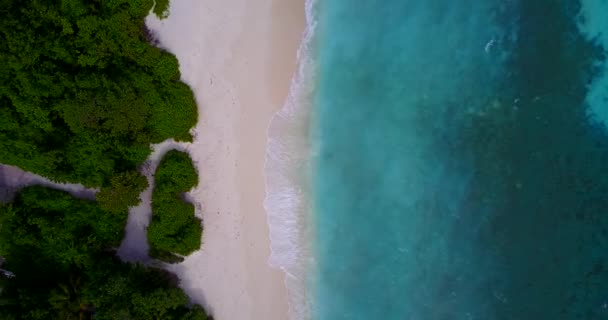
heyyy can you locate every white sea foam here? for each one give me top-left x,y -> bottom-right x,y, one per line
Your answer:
263,0 -> 318,319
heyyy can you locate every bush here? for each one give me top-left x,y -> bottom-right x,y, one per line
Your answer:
97,171 -> 149,213
153,0 -> 171,19
148,150 -> 202,263
149,82 -> 198,143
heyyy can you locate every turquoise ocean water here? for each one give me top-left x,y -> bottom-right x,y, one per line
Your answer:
265,0 -> 608,319
305,0 -> 608,319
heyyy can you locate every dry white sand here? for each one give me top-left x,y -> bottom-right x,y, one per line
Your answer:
146,1 -> 305,319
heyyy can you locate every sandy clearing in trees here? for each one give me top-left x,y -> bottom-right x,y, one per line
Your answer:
0,164 -> 96,202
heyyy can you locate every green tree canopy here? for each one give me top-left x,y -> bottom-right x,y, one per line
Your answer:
0,187 -> 210,319
153,0 -> 171,19
148,150 -> 202,263
97,170 -> 149,213
0,0 -> 197,187
0,187 -> 127,269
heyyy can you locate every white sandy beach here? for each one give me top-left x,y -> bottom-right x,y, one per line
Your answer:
146,1 -> 305,319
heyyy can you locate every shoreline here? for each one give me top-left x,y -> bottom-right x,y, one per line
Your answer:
146,1 -> 305,319
264,0 -> 318,318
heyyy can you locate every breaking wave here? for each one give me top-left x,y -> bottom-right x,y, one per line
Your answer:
263,0 -> 318,319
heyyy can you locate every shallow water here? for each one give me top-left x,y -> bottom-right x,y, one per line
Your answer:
306,0 -> 608,319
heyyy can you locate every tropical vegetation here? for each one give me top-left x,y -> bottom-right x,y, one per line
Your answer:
0,0 -> 197,188
148,150 -> 202,263
0,187 -> 209,319
0,0 -> 209,318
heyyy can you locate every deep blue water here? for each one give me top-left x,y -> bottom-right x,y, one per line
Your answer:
312,0 -> 608,319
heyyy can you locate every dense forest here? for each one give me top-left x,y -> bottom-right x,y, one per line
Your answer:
0,0 -> 208,318
0,187 -> 209,320
0,0 -> 197,187
148,150 -> 202,263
